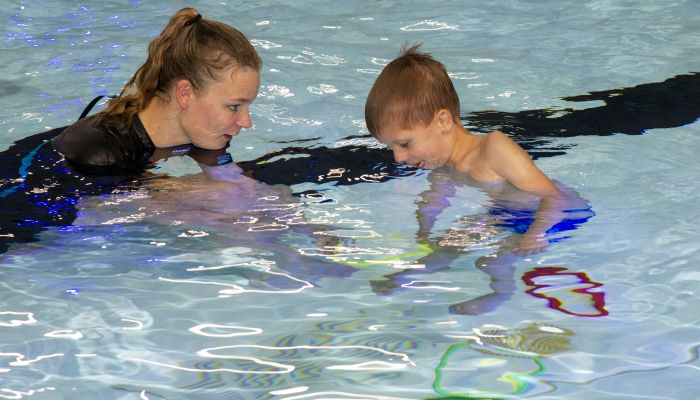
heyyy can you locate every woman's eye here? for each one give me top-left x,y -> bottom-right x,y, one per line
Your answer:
228,104 -> 240,112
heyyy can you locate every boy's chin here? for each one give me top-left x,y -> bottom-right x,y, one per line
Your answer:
422,162 -> 445,170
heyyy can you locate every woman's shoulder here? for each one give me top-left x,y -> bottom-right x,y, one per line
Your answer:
52,115 -> 115,164
55,114 -> 115,140
52,113 -> 149,171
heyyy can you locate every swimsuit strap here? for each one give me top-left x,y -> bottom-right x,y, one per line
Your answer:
78,95 -> 117,120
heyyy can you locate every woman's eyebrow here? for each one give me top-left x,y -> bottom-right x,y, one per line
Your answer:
229,97 -> 255,103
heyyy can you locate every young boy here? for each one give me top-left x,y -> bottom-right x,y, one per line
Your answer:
365,44 -> 568,254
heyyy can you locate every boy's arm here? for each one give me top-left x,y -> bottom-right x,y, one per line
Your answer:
415,170 -> 457,239
486,132 -> 566,254
484,131 -> 561,196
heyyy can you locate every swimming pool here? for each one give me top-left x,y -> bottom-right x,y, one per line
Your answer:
2,1 -> 700,399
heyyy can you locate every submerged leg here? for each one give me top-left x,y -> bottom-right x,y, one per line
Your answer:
449,252 -> 519,315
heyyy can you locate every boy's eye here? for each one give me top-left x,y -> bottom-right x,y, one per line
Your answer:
228,104 -> 241,112
398,141 -> 409,148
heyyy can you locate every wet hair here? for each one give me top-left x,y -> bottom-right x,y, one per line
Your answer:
365,43 -> 460,138
100,7 -> 262,129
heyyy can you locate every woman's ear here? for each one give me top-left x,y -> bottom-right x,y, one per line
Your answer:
435,109 -> 455,133
174,80 -> 194,110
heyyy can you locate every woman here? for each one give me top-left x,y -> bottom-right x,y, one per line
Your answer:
1,8 -> 261,253
52,7 -> 262,174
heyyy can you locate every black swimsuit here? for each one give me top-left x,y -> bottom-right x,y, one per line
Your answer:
1,112 -> 230,254
52,113 -> 155,173
1,126 -> 142,254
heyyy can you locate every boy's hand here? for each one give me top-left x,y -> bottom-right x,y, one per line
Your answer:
512,232 -> 549,256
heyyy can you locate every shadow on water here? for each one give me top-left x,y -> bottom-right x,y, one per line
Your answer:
1,73 -> 699,253
465,72 -> 700,158
474,73 -> 700,136
0,80 -> 25,97
243,72 -> 700,184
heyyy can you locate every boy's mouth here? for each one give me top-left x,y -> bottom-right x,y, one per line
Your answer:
416,160 -> 426,169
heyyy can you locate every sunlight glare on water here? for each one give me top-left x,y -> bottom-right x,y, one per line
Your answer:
1,0 -> 700,399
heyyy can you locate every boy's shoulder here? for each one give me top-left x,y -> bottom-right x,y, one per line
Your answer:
470,130 -> 526,173
481,130 -> 520,155
483,130 -> 510,144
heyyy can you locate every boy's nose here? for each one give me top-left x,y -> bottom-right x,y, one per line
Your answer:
392,148 -> 407,164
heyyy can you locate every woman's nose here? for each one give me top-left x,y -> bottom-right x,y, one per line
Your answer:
238,108 -> 252,128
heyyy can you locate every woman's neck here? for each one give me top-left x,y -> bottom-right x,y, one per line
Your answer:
138,96 -> 187,148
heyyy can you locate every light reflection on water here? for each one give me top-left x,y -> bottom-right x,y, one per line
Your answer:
2,142 -> 700,400
2,1 -> 700,399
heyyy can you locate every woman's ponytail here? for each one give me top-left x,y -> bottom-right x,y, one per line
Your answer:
101,8 -> 242,130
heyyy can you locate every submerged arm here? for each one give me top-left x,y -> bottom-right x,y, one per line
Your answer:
186,146 -> 255,183
487,132 -> 568,254
416,170 -> 458,239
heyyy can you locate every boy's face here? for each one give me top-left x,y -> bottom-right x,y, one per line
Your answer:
377,116 -> 454,169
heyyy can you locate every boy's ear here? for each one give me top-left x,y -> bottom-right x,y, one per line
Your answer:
175,79 -> 195,110
435,109 -> 455,133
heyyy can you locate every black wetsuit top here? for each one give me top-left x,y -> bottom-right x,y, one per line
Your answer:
52,113 -> 155,174
1,126 -> 142,254
1,111 -> 241,254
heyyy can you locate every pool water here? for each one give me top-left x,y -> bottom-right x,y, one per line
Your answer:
2,1 -> 700,399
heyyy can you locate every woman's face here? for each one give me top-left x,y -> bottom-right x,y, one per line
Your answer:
183,67 -> 260,150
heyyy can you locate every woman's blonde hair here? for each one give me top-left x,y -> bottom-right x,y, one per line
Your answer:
365,44 -> 459,137
101,7 -> 261,128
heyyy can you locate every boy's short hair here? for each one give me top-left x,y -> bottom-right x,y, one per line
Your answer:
365,44 -> 460,137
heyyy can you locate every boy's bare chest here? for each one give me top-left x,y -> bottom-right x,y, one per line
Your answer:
463,164 -> 504,183
455,137 -> 504,183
